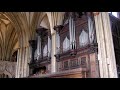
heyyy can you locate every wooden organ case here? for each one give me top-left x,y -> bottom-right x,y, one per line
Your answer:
53,12 -> 99,78
29,12 -> 100,78
29,27 -> 51,76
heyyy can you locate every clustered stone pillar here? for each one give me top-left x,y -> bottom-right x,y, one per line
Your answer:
15,46 -> 30,78
94,12 -> 118,78
51,31 -> 56,73
15,48 -> 20,78
23,46 -> 29,77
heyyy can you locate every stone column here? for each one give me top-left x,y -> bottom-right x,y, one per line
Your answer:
21,47 -> 25,77
51,32 -> 56,73
23,46 -> 29,77
94,12 -> 118,78
17,48 -> 22,78
15,47 -> 25,78
15,48 -> 20,78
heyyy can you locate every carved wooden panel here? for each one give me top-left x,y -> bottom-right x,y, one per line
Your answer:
0,61 -> 16,78
63,61 -> 69,70
81,57 -> 87,68
58,14 -> 89,58
70,59 -> 80,69
60,59 -> 81,71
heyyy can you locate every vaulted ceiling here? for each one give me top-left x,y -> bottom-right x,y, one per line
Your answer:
0,12 -> 66,61
0,13 -> 18,61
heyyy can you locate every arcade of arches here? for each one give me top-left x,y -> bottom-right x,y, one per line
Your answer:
0,12 -> 119,78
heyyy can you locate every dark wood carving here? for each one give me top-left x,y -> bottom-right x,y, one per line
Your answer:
36,27 -> 51,63
54,12 -> 98,76
29,27 -> 51,75
63,61 -> 69,70
81,57 -> 87,68
56,13 -> 97,62
54,25 -> 64,33
29,40 -> 37,63
62,59 -> 80,70
70,59 -> 80,69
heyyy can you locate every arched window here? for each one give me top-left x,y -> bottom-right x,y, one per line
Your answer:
63,37 -> 70,52
79,29 -> 88,47
43,44 -> 47,56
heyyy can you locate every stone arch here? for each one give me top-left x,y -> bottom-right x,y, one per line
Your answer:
36,12 -> 48,29
3,12 -> 29,48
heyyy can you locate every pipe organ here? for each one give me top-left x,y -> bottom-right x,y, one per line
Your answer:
29,27 -> 51,75
29,12 -> 99,78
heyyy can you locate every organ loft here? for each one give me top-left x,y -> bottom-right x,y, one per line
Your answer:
0,12 -> 119,78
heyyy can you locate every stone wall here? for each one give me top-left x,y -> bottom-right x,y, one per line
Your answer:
0,61 -> 16,78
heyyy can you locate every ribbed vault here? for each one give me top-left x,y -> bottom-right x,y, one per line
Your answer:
0,13 -> 18,61
0,12 -> 67,78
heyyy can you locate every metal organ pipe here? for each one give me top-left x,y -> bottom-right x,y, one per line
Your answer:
69,13 -> 76,50
48,35 -> 51,57
71,16 -> 74,49
69,16 -> 72,49
73,19 -> 76,49
37,35 -> 41,60
88,15 -> 94,44
56,31 -> 60,53
37,36 -> 39,59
